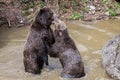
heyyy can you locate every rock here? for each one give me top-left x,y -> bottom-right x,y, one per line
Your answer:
96,16 -> 103,20
104,12 -> 109,16
29,8 -> 34,13
89,5 -> 96,14
89,5 -> 96,10
102,34 -> 120,80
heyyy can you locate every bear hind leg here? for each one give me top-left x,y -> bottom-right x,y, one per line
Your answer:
24,56 -> 42,74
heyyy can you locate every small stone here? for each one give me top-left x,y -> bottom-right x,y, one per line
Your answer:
29,8 -> 34,12
104,12 -> 109,16
20,20 -> 23,23
89,5 -> 96,10
111,60 -> 114,64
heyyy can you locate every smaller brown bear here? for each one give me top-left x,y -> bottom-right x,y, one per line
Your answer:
48,18 -> 85,78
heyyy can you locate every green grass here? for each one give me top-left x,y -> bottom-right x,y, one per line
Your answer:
102,0 -> 119,16
83,7 -> 89,13
107,9 -> 117,16
70,12 -> 84,20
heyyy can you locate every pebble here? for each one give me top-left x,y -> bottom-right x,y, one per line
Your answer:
104,12 -> 109,16
89,5 -> 96,10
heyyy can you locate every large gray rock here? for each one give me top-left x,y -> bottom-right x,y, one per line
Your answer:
102,34 -> 120,80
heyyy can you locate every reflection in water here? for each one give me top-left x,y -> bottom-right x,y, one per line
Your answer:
0,20 -> 120,80
79,23 -> 106,32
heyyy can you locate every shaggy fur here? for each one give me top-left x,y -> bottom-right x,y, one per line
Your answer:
23,7 -> 55,74
49,19 -> 85,78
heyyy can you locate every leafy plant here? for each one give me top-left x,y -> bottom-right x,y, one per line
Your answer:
22,0 -> 30,3
22,0 -> 35,8
83,7 -> 89,13
71,1 -> 77,6
24,9 -> 30,16
103,0 -> 108,4
81,0 -> 88,3
29,2 -> 35,8
114,2 -> 120,8
107,9 -> 117,16
40,1 -> 46,8
70,12 -> 84,20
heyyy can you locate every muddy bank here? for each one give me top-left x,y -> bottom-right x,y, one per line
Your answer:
45,0 -> 120,21
0,0 -> 120,28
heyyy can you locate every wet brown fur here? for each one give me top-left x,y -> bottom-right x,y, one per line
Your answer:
23,7 -> 55,74
49,20 -> 85,78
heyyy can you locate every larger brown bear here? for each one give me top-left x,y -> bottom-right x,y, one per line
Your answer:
23,7 -> 55,74
48,18 -> 85,78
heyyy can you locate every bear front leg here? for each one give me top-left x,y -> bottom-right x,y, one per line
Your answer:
48,43 -> 59,58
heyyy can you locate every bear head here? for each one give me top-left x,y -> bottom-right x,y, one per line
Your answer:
35,7 -> 54,28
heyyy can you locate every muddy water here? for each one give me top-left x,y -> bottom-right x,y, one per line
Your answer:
0,20 -> 120,80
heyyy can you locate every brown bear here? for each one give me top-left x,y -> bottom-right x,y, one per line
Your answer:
23,7 -> 55,74
48,18 -> 85,78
